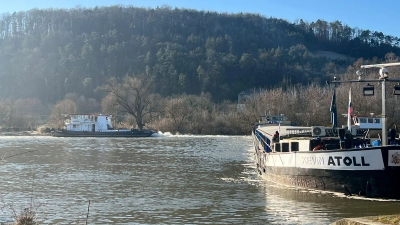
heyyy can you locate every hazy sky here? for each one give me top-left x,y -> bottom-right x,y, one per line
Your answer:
3,0 -> 400,37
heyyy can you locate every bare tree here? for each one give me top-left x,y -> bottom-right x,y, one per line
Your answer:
186,93 -> 213,134
64,93 -> 100,114
48,99 -> 77,128
236,85 -> 332,127
99,75 -> 158,130
164,96 -> 191,133
236,92 -> 266,126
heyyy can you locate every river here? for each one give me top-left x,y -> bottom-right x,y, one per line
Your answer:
0,134 -> 399,224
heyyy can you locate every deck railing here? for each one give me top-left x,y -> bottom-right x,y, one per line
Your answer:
285,127 -> 369,138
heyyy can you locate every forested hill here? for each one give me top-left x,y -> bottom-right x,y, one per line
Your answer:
0,5 -> 399,104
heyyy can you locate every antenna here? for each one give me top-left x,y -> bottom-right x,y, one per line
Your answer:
335,62 -> 400,146
359,62 -> 400,145
360,62 -> 400,69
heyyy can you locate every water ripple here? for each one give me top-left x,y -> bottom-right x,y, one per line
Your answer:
0,136 -> 398,224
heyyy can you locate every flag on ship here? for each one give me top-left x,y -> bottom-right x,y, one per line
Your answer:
347,88 -> 352,132
330,89 -> 337,129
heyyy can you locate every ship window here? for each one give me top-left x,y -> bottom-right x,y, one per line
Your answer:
291,142 -> 299,152
368,118 -> 373,123
282,143 -> 289,152
374,119 -> 380,123
359,118 -> 367,123
73,125 -> 77,128
275,143 -> 281,152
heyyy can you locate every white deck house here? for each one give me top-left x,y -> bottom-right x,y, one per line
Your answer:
353,116 -> 382,129
65,114 -> 114,132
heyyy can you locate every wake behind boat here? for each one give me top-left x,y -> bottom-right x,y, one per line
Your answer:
52,114 -> 154,137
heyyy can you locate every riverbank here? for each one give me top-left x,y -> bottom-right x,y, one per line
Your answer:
332,214 -> 400,225
0,131 -> 51,136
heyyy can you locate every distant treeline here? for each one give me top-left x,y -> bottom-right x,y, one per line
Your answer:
0,5 -> 399,133
0,5 -> 399,104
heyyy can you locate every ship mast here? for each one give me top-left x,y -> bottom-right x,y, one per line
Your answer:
332,62 -> 400,145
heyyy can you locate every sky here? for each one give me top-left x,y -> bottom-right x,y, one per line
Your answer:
2,0 -> 400,37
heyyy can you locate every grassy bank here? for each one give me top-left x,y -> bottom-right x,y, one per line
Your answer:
372,214 -> 400,224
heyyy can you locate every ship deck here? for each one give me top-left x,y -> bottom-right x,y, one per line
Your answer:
257,125 -> 312,138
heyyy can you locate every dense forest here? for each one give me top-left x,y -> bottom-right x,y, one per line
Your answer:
0,5 -> 399,133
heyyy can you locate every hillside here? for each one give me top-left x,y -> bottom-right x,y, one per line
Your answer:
316,51 -> 354,61
0,5 -> 398,106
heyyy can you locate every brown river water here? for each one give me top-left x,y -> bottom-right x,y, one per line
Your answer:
0,134 -> 398,224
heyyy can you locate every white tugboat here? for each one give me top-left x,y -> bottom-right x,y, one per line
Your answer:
52,114 -> 154,137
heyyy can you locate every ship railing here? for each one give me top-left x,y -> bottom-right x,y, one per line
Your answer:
286,128 -> 340,137
325,128 -> 339,137
285,127 -> 368,138
286,128 -> 312,136
355,128 -> 369,136
254,129 -> 272,152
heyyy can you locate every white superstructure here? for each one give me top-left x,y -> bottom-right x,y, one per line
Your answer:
64,114 -> 117,132
353,116 -> 382,129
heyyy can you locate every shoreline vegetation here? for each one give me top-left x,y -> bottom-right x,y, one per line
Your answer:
9,72 -> 400,137
0,131 -> 52,136
7,63 -> 400,137
332,214 -> 400,225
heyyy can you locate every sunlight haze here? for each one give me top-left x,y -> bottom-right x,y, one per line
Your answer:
2,0 -> 400,37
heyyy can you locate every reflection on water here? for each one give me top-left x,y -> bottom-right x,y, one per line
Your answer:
259,180 -> 400,225
0,135 -> 398,224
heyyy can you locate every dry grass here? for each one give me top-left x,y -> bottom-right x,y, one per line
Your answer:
11,207 -> 39,225
371,214 -> 400,224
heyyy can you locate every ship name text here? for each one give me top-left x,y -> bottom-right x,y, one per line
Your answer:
327,156 -> 370,166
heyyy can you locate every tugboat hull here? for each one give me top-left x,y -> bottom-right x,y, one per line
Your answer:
52,129 -> 154,137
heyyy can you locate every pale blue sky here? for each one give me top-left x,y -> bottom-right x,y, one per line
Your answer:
2,0 -> 400,37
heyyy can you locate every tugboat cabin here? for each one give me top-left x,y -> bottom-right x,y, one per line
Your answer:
65,114 -> 113,132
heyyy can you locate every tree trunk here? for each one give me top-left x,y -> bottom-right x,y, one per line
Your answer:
136,115 -> 144,130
